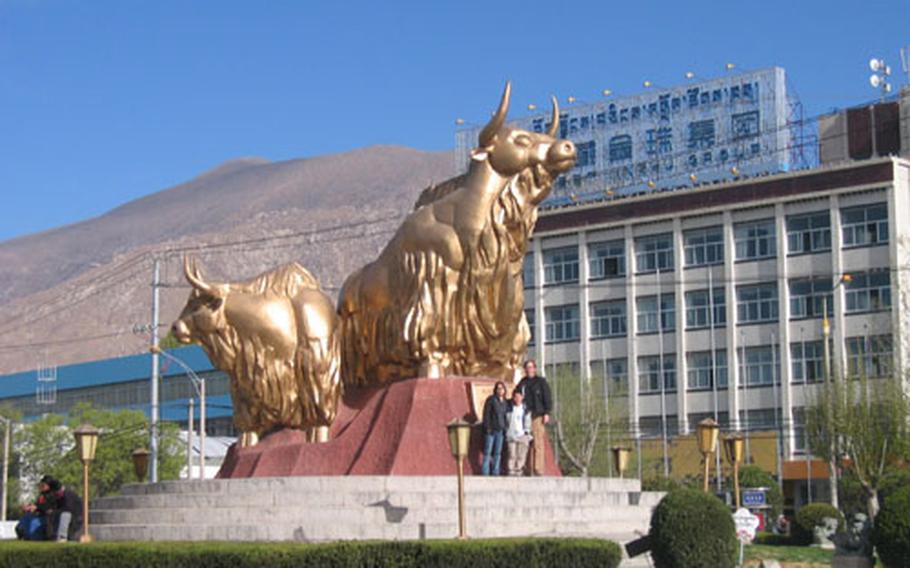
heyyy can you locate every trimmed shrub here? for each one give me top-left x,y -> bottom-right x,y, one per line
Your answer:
650,488 -> 737,568
753,532 -> 794,546
737,466 -> 783,520
792,503 -> 845,545
0,538 -> 623,568
873,485 -> 910,568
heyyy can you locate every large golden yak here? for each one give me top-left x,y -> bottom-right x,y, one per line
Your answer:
338,82 -> 577,385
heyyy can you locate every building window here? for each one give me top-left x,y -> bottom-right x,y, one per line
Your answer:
542,246 -> 579,285
786,211 -> 831,254
791,340 -> 826,384
845,270 -> 891,313
734,219 -> 776,260
525,308 -> 535,346
638,355 -> 677,393
522,253 -> 535,289
590,358 -> 629,395
740,345 -> 776,386
687,350 -> 728,390
588,239 -> 625,279
732,110 -> 760,139
789,278 -> 833,319
637,294 -> 675,334
545,304 -> 580,343
687,119 -> 715,150
608,135 -> 633,163
792,407 -> 808,453
683,226 -> 724,267
846,335 -> 893,378
685,287 -> 726,329
590,300 -> 627,338
576,140 -> 597,168
635,233 -> 674,273
736,283 -> 778,324
842,203 -> 888,247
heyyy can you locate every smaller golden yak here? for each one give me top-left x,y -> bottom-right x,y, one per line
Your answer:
172,258 -> 341,446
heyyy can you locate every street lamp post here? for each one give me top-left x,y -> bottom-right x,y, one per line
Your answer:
725,433 -> 745,508
152,347 -> 207,480
132,448 -> 150,483
696,418 -> 720,493
0,416 -> 10,522
611,446 -> 631,479
822,273 -> 850,510
446,418 -> 472,540
73,424 -> 100,543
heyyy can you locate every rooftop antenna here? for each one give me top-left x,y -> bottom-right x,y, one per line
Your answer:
869,57 -> 893,100
35,351 -> 57,406
900,46 -> 910,84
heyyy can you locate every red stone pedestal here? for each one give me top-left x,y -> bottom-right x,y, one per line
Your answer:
217,377 -> 561,477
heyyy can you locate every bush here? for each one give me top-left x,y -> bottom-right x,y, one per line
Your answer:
753,533 -> 794,546
650,488 -> 737,568
736,466 -> 783,520
0,538 -> 623,568
873,485 -> 910,568
792,503 -> 844,545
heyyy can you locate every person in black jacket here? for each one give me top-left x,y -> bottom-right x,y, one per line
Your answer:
40,476 -> 83,542
480,381 -> 508,476
516,360 -> 553,476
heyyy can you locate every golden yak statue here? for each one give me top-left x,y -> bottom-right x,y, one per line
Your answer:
339,82 -> 577,384
172,258 -> 341,446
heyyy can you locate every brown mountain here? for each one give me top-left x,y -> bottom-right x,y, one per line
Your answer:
0,145 -> 454,374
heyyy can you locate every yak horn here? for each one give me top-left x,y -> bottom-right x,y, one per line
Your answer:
183,255 -> 213,294
478,81 -> 511,148
546,96 -> 560,137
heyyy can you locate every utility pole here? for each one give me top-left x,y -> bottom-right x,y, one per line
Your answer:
149,259 -> 161,483
1,417 -> 10,522
199,379 -> 206,480
187,399 -> 194,480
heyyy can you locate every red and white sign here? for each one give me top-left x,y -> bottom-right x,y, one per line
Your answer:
733,508 -> 760,543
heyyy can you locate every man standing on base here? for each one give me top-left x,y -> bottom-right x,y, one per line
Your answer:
516,359 -> 552,476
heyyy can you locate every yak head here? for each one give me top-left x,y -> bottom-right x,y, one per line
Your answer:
172,257 -> 231,343
472,81 -> 576,201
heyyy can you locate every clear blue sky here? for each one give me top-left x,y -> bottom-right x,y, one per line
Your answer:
1,0 -> 907,242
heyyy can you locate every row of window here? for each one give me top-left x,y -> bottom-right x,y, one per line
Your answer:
535,271 -> 891,343
527,203 -> 889,286
579,334 -> 892,395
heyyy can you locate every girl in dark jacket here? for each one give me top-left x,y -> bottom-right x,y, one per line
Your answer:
481,381 -> 508,476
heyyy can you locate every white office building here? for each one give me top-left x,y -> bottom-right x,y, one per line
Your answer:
524,156 -> 910,465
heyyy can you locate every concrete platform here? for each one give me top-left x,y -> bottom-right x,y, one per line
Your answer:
92,475 -> 662,549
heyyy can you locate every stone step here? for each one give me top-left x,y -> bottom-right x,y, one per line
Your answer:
118,476 -> 642,496
94,477 -> 660,545
92,520 -> 646,543
92,503 -> 652,526
94,490 -> 642,511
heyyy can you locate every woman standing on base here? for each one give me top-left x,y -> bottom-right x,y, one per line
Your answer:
481,381 -> 508,476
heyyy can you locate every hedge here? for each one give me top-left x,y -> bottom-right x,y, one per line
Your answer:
873,485 -> 910,568
792,503 -> 844,545
0,538 -> 623,568
650,488 -> 737,568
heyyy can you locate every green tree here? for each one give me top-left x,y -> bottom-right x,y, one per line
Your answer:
807,372 -> 910,520
17,404 -> 185,501
550,368 -> 630,477
159,331 -> 186,350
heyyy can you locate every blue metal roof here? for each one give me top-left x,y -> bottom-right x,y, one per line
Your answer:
0,345 -> 215,399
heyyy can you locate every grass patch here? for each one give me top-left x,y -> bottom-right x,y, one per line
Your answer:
744,543 -> 834,566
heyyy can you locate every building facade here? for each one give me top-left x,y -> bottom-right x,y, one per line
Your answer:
523,157 -> 910,472
456,67 -> 795,206
0,345 -> 237,436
